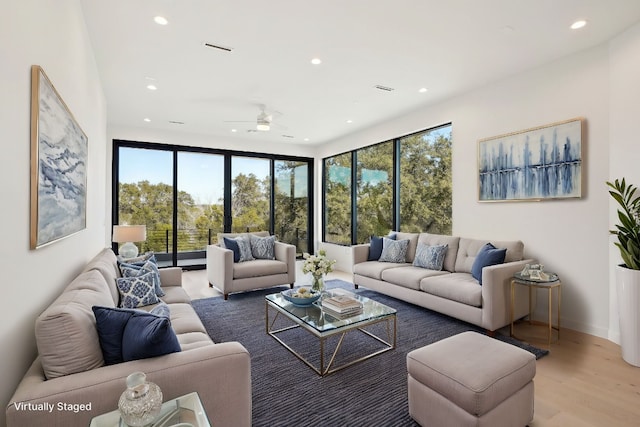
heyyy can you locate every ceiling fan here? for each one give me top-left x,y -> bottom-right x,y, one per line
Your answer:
224,105 -> 282,132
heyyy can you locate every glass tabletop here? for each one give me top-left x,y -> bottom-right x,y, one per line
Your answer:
513,271 -> 559,284
266,289 -> 396,333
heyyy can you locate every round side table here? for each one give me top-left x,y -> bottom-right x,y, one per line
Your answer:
510,272 -> 561,349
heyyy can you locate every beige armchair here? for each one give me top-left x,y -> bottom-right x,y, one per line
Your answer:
206,232 -> 296,299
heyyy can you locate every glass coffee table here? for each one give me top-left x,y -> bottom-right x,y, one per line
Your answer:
265,289 -> 396,376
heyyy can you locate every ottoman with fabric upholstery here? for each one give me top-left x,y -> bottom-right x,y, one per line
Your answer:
406,331 -> 536,427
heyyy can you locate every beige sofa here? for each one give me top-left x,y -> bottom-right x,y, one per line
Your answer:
6,248 -> 251,427
352,232 -> 533,332
207,231 -> 296,299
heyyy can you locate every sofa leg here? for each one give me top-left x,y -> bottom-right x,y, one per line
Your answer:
224,293 -> 229,300
290,283 -> 294,289
209,282 -> 213,288
485,329 -> 496,337
354,284 -> 359,289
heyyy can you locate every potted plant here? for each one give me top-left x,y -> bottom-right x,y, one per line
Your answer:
607,178 -> 640,366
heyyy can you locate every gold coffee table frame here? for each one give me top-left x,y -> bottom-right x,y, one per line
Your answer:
265,292 -> 396,376
510,273 -> 561,349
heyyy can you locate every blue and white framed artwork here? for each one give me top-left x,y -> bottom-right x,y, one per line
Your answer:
30,65 -> 87,249
478,118 -> 582,202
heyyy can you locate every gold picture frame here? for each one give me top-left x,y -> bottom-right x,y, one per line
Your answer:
30,65 -> 88,249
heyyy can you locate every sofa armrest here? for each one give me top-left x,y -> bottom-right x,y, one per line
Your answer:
481,259 -> 536,331
206,245 -> 234,294
274,241 -> 296,284
352,244 -> 370,268
158,267 -> 182,287
6,343 -> 251,427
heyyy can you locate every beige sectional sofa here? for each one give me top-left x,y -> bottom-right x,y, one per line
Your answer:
6,248 -> 251,427
207,231 -> 296,299
352,232 -> 533,332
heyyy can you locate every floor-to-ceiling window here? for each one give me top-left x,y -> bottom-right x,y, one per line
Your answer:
322,123 -> 452,245
274,160 -> 310,256
323,152 -> 352,245
356,141 -> 394,243
113,140 -> 313,268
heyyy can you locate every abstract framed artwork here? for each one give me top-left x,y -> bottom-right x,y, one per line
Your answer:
30,65 -> 87,249
478,118 -> 583,202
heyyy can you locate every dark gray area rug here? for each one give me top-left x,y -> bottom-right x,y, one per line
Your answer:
191,279 -> 547,427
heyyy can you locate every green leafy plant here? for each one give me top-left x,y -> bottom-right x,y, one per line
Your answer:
608,178 -> 640,270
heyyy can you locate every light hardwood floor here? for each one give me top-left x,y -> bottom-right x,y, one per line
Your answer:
182,268 -> 640,426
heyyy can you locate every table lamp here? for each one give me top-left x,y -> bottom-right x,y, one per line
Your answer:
112,225 -> 147,259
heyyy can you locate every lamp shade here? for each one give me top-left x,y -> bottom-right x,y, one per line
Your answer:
112,225 -> 147,243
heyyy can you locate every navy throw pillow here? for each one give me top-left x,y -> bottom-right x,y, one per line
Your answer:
92,306 -> 137,365
471,243 -> 507,285
121,311 -> 181,362
368,234 -> 396,261
223,237 -> 241,263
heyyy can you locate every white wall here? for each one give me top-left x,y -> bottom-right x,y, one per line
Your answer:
608,22 -> 640,343
316,40 -> 620,340
0,0 -> 107,424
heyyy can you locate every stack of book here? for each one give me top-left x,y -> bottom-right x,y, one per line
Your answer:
322,295 -> 363,318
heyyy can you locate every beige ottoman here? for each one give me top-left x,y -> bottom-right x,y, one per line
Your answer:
406,331 -> 536,427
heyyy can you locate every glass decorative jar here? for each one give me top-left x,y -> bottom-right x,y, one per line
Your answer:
118,372 -> 163,427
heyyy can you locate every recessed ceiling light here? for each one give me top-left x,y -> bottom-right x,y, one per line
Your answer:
311,58 -> 322,65
154,16 -> 168,25
419,88 -> 428,93
346,119 -> 353,124
231,129 -> 237,133
570,20 -> 587,30
304,138 -> 310,142
146,84 -> 157,91
143,118 -> 151,122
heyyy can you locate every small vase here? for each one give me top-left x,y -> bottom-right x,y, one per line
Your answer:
118,372 -> 163,427
312,274 -> 325,293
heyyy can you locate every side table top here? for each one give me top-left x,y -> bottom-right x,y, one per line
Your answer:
513,271 -> 560,285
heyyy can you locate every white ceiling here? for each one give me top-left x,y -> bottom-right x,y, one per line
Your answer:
80,1 -> 640,146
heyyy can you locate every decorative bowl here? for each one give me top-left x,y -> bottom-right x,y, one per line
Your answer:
281,288 -> 321,306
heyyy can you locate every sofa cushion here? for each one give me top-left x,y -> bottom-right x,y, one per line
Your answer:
471,243 -> 507,284
418,233 -> 461,272
379,237 -> 409,263
120,260 -> 165,297
217,231 -> 269,244
159,285 -> 192,304
420,273 -> 483,307
178,331 -> 214,350
392,232 -> 420,263
165,303 -> 208,335
121,310 -> 181,362
413,243 -> 448,270
36,270 -> 113,379
233,259 -> 288,279
83,248 -> 120,305
92,305 -> 138,365
368,234 -> 396,261
455,238 -> 524,273
381,266 -> 450,290
116,272 -> 160,308
353,261 -> 408,280
250,234 -> 276,260
223,237 -> 241,262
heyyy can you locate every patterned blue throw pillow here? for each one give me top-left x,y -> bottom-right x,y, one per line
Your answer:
116,272 -> 160,308
413,243 -> 448,270
378,237 -> 409,263
120,260 -> 165,297
221,235 -> 254,262
369,234 -> 396,261
250,235 -> 276,260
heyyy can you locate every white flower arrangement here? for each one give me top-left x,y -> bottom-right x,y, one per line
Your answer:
302,249 -> 336,277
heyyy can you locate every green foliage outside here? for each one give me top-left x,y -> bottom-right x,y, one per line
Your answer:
324,126 -> 452,245
119,163 -> 310,256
